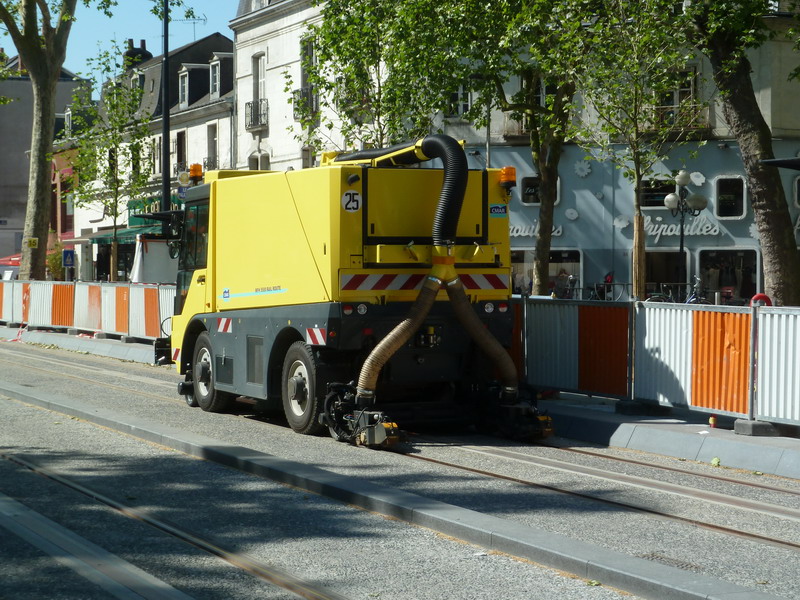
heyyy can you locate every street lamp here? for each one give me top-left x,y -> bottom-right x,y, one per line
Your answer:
663,169 -> 707,300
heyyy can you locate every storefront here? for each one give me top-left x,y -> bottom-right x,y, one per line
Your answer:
476,141 -> 798,303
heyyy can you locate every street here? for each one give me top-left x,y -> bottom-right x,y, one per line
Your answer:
0,340 -> 797,599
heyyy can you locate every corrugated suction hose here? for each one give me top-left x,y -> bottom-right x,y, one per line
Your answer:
355,134 -> 518,406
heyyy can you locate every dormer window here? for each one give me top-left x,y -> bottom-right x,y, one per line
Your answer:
210,62 -> 220,97
179,72 -> 188,107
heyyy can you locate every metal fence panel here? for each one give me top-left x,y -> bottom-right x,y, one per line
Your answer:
634,303 -> 694,407
526,300 -> 580,390
690,307 -> 751,416
74,282 -> 103,332
577,303 -> 631,398
158,285 -> 176,337
756,307 -> 800,424
0,282 -> 12,322
26,281 -> 53,327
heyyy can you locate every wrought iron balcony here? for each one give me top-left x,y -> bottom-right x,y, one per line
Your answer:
245,98 -> 269,132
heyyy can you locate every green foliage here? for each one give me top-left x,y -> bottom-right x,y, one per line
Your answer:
63,41 -> 153,235
45,239 -> 65,281
572,0 -> 698,196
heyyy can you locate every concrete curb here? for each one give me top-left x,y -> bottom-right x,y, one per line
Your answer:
0,326 -> 155,364
0,380 -> 781,600
542,402 -> 800,480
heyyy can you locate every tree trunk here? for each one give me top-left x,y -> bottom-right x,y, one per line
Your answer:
532,164 -> 557,296
705,38 -> 800,306
19,75 -> 58,280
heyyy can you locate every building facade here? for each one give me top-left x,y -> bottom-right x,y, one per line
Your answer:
66,34 -> 234,281
0,54 -> 83,263
229,1 -> 800,305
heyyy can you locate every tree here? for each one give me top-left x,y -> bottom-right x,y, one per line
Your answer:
0,0 -> 190,280
443,0 -> 586,296
64,43 -> 152,282
287,0 -> 443,150
290,0 -> 589,295
0,47 -> 11,106
571,0 -> 698,299
686,1 -> 800,306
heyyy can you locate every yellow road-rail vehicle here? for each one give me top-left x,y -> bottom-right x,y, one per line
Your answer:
154,135 -> 549,446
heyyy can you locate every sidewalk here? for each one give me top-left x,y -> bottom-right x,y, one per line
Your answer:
540,395 -> 800,479
3,323 -> 799,480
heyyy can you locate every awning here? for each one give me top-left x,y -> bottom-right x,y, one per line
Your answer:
83,224 -> 164,244
0,253 -> 20,266
761,157 -> 800,171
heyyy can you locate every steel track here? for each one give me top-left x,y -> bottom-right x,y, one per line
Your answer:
396,438 -> 800,553
1,453 -> 348,600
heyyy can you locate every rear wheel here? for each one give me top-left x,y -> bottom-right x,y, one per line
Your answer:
281,341 -> 324,435
192,332 -> 234,413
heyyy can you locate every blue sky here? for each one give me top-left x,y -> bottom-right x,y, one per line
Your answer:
1,1 -> 237,75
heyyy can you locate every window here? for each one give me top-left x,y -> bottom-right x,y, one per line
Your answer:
301,146 -> 315,169
64,109 -> 72,137
641,179 -> 676,208
181,202 -> 209,271
179,72 -> 188,106
175,130 -> 187,172
150,137 -> 162,175
446,86 -> 471,119
210,62 -> 220,96
510,250 -> 581,297
252,53 -> 266,102
715,177 -> 745,218
654,67 -> 704,129
698,249 -> 759,304
206,124 -> 218,170
520,176 -> 560,205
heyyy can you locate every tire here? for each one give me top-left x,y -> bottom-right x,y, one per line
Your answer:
192,332 -> 234,413
281,341 -> 324,435
184,389 -> 199,407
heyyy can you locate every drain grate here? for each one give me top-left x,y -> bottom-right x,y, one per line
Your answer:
638,552 -> 703,572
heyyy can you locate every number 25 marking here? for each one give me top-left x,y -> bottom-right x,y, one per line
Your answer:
342,191 -> 361,212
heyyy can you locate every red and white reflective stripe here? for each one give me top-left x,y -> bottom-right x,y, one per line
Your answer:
306,327 -> 327,345
172,348 -> 180,361
458,274 -> 509,290
341,273 -> 426,291
341,273 -> 508,291
217,317 -> 233,333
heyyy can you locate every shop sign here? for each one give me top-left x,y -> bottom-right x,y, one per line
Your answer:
644,214 -> 720,244
509,222 -> 563,238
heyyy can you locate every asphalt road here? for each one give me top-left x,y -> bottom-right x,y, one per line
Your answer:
0,342 -> 641,600
0,340 -> 797,599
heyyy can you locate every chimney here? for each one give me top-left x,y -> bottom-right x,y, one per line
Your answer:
140,40 -> 147,51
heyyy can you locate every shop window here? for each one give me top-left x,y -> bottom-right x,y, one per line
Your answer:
641,179 -> 675,208
698,249 -> 758,305
520,176 -> 560,205
715,177 -> 745,218
510,249 -> 580,297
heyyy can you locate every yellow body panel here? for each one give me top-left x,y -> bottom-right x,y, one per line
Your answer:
210,172 -> 331,310
175,163 -> 511,330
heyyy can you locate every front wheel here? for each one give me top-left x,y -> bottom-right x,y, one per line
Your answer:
192,332 -> 234,413
281,341 -> 324,435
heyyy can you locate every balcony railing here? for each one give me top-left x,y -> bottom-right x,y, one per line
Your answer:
245,98 -> 269,132
645,103 -> 709,131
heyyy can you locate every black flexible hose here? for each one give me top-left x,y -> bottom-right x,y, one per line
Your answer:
420,135 -> 468,246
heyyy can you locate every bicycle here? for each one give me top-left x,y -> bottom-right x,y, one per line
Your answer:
685,276 -> 712,305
